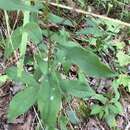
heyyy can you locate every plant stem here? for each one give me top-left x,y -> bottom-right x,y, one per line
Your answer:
42,1 -> 130,27
17,1 -> 30,77
44,2 -> 52,71
4,11 -> 15,55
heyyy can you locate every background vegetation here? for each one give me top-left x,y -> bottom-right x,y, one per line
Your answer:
0,0 -> 130,130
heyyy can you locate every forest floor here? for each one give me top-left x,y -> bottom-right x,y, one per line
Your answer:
0,0 -> 130,130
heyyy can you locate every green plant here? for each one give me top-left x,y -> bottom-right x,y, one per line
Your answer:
0,0 -> 128,130
91,81 -> 123,128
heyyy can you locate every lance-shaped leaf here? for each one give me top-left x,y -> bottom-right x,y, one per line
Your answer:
0,0 -> 37,11
52,29 -> 115,77
6,66 -> 39,87
0,75 -> 9,86
59,45 -> 115,78
8,87 -> 38,122
48,13 -> 73,26
23,22 -> 42,44
4,27 -> 22,59
76,27 -> 103,37
37,74 -> 61,129
60,80 -> 95,98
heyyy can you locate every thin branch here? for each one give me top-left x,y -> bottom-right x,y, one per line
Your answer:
43,1 -> 130,28
4,11 -> 18,60
11,11 -> 20,35
33,106 -> 45,130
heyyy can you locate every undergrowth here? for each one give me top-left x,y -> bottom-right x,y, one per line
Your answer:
0,0 -> 130,130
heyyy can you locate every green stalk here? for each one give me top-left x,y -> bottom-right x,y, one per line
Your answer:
4,11 -> 14,53
17,1 -> 30,77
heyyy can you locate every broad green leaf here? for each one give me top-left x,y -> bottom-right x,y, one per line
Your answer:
48,13 -> 73,26
42,29 -> 55,37
93,94 -> 108,104
85,17 -> 100,28
21,73 -> 39,87
115,42 -> 125,50
52,29 -> 114,77
99,111 -> 104,119
91,105 -> 103,115
108,103 -> 122,114
116,74 -> 130,92
60,80 -> 95,98
6,67 -> 19,81
102,20 -> 121,33
8,87 -> 38,122
59,116 -> 68,130
0,0 -> 37,11
118,74 -> 130,86
50,29 -> 71,45
116,51 -> 130,66
86,17 -> 121,33
0,75 -> 8,86
105,114 -> 117,128
35,55 -> 48,75
6,67 -> 39,87
23,22 -> 42,44
114,101 -> 123,113
104,106 -> 109,117
84,18 -> 107,41
38,75 -> 61,129
4,27 -> 22,58
61,46 -> 115,77
76,27 -> 103,37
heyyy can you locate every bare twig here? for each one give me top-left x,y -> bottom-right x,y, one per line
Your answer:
11,11 -> 20,35
33,106 -> 45,130
42,1 -> 130,28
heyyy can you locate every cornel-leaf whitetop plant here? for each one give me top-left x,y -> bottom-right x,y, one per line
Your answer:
0,0 -> 118,129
